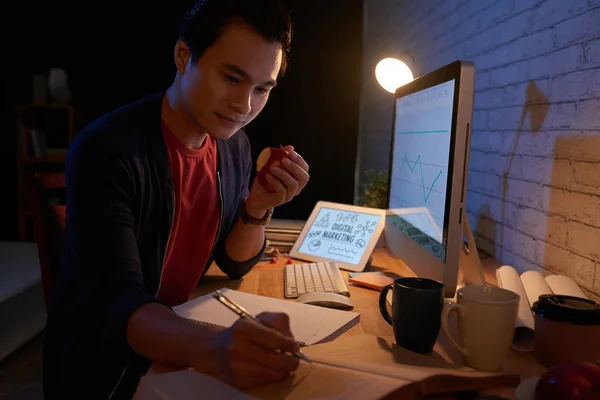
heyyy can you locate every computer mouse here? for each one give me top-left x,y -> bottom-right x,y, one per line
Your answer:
296,292 -> 354,310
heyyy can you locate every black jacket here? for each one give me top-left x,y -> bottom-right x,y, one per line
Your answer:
43,92 -> 265,399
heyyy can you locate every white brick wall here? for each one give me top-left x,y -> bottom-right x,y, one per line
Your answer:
359,0 -> 600,300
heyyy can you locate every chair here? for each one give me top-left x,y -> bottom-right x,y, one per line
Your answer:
31,172 -> 66,310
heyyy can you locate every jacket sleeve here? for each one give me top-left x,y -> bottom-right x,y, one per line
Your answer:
214,229 -> 267,280
213,136 -> 266,280
63,132 -> 169,360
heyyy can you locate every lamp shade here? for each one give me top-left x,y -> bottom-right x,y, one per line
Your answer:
375,58 -> 414,93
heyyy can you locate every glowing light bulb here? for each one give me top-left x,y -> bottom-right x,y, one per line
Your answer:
375,58 -> 414,93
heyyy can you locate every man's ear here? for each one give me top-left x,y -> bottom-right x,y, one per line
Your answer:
174,39 -> 191,74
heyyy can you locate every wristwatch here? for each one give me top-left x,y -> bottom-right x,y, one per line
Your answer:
240,198 -> 274,225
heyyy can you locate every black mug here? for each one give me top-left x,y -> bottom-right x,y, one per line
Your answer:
379,277 -> 444,354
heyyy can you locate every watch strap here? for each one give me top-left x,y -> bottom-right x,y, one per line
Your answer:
240,198 -> 273,225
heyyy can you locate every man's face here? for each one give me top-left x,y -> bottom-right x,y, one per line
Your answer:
178,22 -> 282,140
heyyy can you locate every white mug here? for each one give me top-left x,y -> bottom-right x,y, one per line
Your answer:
441,285 -> 519,371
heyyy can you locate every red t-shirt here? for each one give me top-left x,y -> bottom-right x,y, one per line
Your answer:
156,122 -> 220,306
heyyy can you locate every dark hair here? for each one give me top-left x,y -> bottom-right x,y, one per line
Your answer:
178,0 -> 293,77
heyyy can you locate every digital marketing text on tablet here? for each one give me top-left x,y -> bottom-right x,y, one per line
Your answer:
290,202 -> 386,272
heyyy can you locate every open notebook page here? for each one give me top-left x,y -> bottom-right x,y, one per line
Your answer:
301,334 -> 513,381
517,271 -> 588,305
520,270 -> 551,308
252,334 -> 518,399
134,370 -> 256,400
545,275 -> 588,298
173,288 -> 360,346
135,334 -> 518,400
136,362 -> 409,400
249,361 -> 410,400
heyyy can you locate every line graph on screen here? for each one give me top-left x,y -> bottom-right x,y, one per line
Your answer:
390,80 -> 454,228
398,154 -> 443,203
390,129 -> 449,224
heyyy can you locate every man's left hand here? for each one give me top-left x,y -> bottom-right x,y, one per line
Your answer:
245,145 -> 309,218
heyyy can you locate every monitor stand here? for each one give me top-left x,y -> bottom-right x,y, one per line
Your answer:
458,216 -> 486,289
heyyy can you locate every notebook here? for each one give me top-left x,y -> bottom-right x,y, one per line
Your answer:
173,288 -> 361,346
135,334 -> 520,399
348,272 -> 395,291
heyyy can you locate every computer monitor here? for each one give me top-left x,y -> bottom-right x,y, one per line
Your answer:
384,60 -> 484,298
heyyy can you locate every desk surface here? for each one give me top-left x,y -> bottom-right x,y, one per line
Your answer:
189,246 -> 547,382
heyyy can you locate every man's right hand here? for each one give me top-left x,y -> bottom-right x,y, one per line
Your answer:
194,312 -> 301,389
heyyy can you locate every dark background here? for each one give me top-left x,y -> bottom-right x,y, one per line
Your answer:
2,0 -> 363,241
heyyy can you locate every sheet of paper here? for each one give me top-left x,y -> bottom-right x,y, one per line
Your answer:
496,265 -> 535,352
135,369 -> 256,400
520,270 -> 552,307
173,288 -> 361,345
545,275 -> 588,299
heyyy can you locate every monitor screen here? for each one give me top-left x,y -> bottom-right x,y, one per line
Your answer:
388,79 -> 455,262
296,207 -> 383,265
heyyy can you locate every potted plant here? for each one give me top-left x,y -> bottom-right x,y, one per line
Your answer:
358,169 -> 388,248
358,169 -> 388,209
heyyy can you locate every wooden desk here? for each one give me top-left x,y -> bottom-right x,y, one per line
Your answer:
189,246 -> 547,381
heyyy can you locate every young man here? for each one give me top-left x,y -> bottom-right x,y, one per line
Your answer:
42,1 -> 309,398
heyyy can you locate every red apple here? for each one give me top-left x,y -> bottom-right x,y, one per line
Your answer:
256,146 -> 289,192
535,361 -> 600,400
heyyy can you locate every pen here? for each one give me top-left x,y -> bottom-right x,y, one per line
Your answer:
213,290 -> 312,363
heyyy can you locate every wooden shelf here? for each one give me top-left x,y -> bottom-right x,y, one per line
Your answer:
16,104 -> 85,241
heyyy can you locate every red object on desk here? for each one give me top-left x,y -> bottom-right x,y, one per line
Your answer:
535,361 -> 600,400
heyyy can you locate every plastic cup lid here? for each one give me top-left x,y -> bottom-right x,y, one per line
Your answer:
532,294 -> 600,325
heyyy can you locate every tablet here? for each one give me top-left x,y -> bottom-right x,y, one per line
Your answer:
289,201 -> 386,272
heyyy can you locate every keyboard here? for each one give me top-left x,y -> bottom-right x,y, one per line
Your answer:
284,261 -> 350,298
